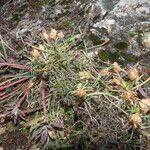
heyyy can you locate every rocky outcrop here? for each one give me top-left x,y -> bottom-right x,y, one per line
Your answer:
91,0 -> 150,67
1,0 -> 150,67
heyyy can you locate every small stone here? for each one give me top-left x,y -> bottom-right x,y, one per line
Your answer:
142,32 -> 150,48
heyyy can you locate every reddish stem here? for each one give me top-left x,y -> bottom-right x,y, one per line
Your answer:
0,90 -> 18,101
0,77 -> 28,91
0,62 -> 31,70
0,52 -> 4,58
41,87 -> 47,115
0,84 -> 24,101
0,92 -> 6,97
40,81 -> 48,122
143,70 -> 150,74
22,107 -> 42,114
16,90 -> 29,108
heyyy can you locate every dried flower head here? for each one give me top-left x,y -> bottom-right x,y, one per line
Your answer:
122,91 -> 135,102
49,28 -> 57,41
112,78 -> 121,85
31,49 -> 40,59
129,68 -> 138,81
113,62 -> 121,73
75,84 -> 86,97
100,68 -> 110,76
79,71 -> 91,80
57,31 -> 64,39
42,31 -> 49,41
139,99 -> 150,113
130,113 -> 142,129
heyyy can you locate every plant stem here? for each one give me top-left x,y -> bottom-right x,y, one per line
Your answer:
40,81 -> 48,122
0,62 -> 31,70
87,92 -> 128,116
0,92 -> 6,97
23,107 -> 42,114
0,77 -> 29,91
0,84 -> 23,101
16,90 -> 29,108
132,77 -> 150,90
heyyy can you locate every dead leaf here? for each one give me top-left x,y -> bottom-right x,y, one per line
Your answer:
59,131 -> 65,139
48,130 -> 56,140
139,99 -> 150,113
52,118 -> 63,130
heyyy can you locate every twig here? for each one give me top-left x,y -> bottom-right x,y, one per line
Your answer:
132,77 -> 150,90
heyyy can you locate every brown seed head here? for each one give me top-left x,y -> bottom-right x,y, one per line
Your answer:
100,68 -> 110,76
79,71 -> 91,79
75,84 -> 86,97
122,91 -> 135,102
57,31 -> 64,39
139,99 -> 150,113
49,28 -> 57,41
112,78 -> 121,85
129,68 -> 138,81
130,113 -> 142,129
31,49 -> 40,59
42,31 -> 49,40
113,62 -> 122,73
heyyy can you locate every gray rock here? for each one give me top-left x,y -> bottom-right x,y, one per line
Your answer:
96,0 -> 120,15
92,0 -> 150,66
142,32 -> 150,49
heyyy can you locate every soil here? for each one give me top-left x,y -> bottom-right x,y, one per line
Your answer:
0,124 -> 31,150
0,107 -> 32,149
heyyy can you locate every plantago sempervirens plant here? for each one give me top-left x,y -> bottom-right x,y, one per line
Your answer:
0,28 -> 150,149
